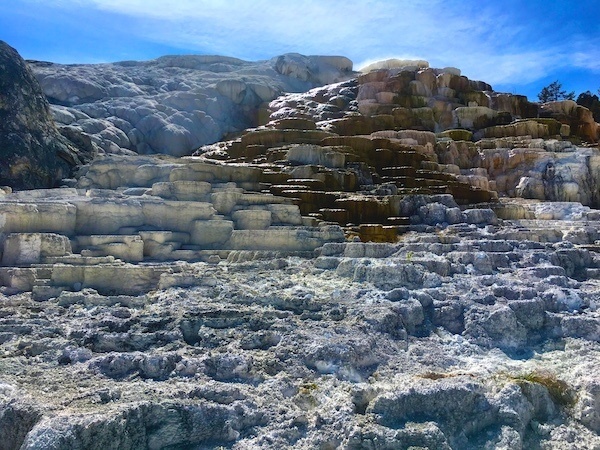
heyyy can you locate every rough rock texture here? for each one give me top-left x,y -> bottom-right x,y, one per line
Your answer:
0,41 -> 87,189
197,77 -> 501,241
29,53 -> 355,157
0,216 -> 599,449
27,54 -> 600,208
540,100 -> 599,143
0,151 -> 599,449
1,56 -> 600,449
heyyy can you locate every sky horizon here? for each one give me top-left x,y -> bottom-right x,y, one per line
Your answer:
1,0 -> 599,101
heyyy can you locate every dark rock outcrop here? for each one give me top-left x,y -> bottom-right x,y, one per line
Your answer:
0,41 -> 85,189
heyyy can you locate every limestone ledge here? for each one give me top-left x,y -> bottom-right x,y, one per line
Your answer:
0,155 -> 345,295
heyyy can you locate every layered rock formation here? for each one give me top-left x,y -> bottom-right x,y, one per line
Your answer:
0,131 -> 599,450
0,41 -> 88,189
29,53 -> 354,157
27,54 -> 600,209
0,155 -> 344,296
0,53 -> 599,449
253,62 -> 600,208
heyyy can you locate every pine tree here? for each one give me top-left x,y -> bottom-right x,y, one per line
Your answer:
537,81 -> 575,103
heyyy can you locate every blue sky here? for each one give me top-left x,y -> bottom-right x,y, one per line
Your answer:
1,0 -> 599,100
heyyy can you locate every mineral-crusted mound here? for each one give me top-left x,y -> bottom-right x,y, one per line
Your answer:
0,41 -> 88,189
1,53 -> 600,449
27,53 -> 600,209
0,133 -> 599,449
29,53 -> 355,157
236,63 -> 600,208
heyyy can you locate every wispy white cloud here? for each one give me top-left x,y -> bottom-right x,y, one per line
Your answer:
573,52 -> 600,72
570,35 -> 600,73
451,50 -> 561,85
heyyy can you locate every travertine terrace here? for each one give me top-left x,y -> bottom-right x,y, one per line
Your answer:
1,50 -> 600,449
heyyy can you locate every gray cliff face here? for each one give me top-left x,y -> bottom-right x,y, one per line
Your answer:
0,41 -> 85,189
29,53 -> 355,157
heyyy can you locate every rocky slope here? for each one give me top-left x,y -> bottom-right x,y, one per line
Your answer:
1,218 -> 600,449
0,53 -> 599,449
29,53 -> 354,157
0,41 -> 88,189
